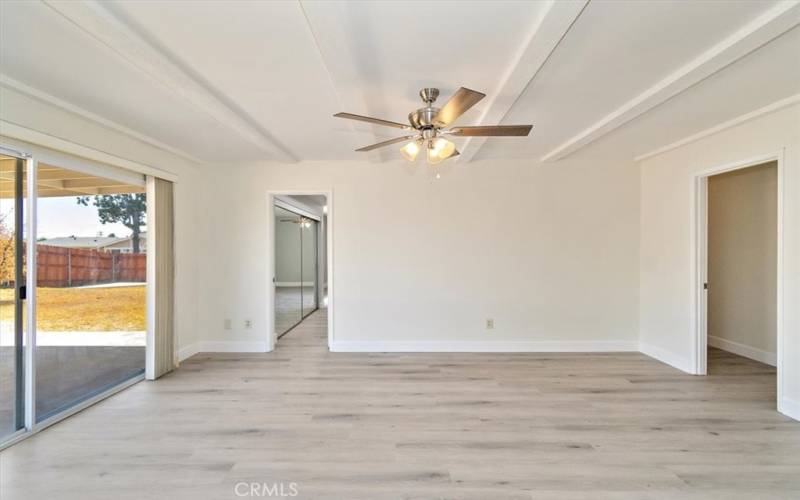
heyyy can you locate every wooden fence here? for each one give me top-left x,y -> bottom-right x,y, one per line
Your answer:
36,244 -> 146,287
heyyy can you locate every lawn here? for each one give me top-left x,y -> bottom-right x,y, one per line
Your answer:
0,285 -> 145,331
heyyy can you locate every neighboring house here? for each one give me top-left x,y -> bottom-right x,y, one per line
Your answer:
42,235 -> 122,250
42,233 -> 147,254
100,232 -> 147,254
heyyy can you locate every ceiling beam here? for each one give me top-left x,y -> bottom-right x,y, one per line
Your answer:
0,75 -> 203,164
541,0 -> 800,162
42,0 -> 296,162
457,0 -> 589,163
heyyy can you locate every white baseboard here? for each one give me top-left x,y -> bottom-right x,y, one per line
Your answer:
177,343 -> 199,362
779,397 -> 800,422
708,335 -> 776,366
330,340 -> 638,353
639,342 -> 694,373
178,341 -> 270,360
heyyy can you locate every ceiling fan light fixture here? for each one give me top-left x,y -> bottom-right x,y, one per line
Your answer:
334,86 -> 532,167
427,137 -> 455,164
400,140 -> 421,162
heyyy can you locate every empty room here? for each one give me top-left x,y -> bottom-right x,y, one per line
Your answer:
0,1 -> 799,499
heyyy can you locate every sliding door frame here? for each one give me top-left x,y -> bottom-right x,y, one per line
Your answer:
0,142 -> 148,450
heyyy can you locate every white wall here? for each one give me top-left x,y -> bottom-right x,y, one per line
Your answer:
708,162 -> 777,365
0,86 -> 205,360
639,104 -> 800,419
196,148 -> 641,352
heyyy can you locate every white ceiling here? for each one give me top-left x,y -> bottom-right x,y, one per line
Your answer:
0,0 -> 797,165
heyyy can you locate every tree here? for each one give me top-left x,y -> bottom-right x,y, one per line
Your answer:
0,211 -> 15,286
77,194 -> 146,253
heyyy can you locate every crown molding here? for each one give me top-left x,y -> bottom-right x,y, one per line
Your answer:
542,0 -> 800,162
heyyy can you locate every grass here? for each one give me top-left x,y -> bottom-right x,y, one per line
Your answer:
0,285 -> 145,331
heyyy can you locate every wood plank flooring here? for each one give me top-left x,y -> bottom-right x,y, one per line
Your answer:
1,310 -> 798,499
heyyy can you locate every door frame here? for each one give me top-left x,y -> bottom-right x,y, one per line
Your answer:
0,142 -> 148,451
267,190 -> 333,351
692,150 -> 784,405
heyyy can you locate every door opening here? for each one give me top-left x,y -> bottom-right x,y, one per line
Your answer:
695,155 -> 782,411
270,194 -> 330,348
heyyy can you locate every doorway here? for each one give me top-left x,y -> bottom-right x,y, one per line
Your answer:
695,155 -> 783,408
270,194 -> 329,345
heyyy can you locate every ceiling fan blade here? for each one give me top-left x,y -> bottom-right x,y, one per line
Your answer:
334,112 -> 412,130
433,87 -> 485,126
449,125 -> 532,137
356,135 -> 417,152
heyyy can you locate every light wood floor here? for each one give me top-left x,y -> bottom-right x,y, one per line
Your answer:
1,310 -> 798,499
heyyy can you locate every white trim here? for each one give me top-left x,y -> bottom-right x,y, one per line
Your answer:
268,190 -> 334,351
0,121 -> 179,181
331,340 -> 638,353
542,2 -> 800,162
691,151 -> 785,408
458,0 -> 587,162
42,0 -> 295,161
635,95 -> 800,162
178,343 -> 200,362
2,133 -> 145,187
194,341 -> 269,353
24,157 -> 37,430
779,397 -> 800,421
708,335 -> 776,366
0,75 -> 202,164
274,198 -> 322,221
639,342 -> 694,373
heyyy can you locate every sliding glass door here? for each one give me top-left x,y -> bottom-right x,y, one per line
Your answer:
34,162 -> 146,422
0,153 -> 25,442
1,143 -> 150,448
274,204 -> 319,338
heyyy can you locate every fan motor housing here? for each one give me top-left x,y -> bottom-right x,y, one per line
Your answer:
408,107 -> 440,130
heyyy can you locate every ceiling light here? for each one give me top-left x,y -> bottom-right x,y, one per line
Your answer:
400,141 -> 421,161
322,205 -> 328,214
426,137 -> 456,165
335,87 -> 532,168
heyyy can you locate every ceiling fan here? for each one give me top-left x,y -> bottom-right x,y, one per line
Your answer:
279,217 -> 313,228
334,87 -> 532,165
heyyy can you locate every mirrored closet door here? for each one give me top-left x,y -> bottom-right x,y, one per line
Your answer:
274,204 -> 319,338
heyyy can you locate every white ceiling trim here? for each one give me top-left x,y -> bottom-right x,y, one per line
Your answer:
634,94 -> 800,163
457,0 -> 588,163
42,0 -> 297,162
297,0 -> 391,161
1,120 -> 179,182
0,74 -> 203,164
541,0 -> 800,162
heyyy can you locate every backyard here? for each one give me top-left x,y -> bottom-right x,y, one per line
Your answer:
0,285 -> 145,331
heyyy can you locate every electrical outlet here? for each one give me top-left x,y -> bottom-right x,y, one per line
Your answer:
244,319 -> 253,329
486,318 -> 494,330
224,318 -> 232,330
